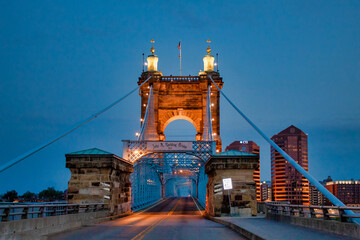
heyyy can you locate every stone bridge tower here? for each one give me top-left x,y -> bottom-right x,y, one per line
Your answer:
137,42 -> 223,151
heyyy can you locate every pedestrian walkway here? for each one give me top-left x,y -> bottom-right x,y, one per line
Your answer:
212,216 -> 357,240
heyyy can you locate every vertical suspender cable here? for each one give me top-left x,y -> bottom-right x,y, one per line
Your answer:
0,76 -> 152,174
203,84 -> 213,141
208,85 -> 214,141
138,85 -> 153,140
209,75 -> 360,225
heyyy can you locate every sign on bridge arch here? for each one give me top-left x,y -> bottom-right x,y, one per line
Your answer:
122,140 -> 216,162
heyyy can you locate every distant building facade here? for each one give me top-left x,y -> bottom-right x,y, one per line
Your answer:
260,181 -> 272,201
309,184 -> 325,205
309,176 -> 332,205
271,125 -> 310,205
225,141 -> 260,201
325,179 -> 360,205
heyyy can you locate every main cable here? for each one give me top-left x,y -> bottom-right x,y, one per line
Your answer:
208,75 -> 360,225
0,76 -> 152,174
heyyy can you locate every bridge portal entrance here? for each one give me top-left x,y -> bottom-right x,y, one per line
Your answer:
123,140 -> 214,209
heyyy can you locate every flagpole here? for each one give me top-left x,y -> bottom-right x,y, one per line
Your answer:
180,47 -> 182,76
178,41 -> 182,76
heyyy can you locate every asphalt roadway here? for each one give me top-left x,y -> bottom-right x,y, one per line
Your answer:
49,197 -> 244,240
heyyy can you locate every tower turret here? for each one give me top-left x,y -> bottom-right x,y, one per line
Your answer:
199,39 -> 216,75
146,39 -> 159,72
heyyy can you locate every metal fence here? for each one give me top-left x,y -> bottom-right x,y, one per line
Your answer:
161,76 -> 200,82
265,202 -> 360,223
0,203 -> 108,222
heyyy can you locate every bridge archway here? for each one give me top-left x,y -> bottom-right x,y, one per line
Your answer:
163,114 -> 201,141
129,150 -> 208,210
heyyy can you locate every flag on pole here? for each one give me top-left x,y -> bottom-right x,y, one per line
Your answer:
177,41 -> 181,59
178,41 -> 181,75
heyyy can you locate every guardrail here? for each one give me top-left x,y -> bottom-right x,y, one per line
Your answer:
161,76 -> 200,82
0,203 -> 108,222
265,202 -> 360,223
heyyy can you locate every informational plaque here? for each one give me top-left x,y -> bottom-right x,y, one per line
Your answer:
147,141 -> 193,152
222,178 -> 233,190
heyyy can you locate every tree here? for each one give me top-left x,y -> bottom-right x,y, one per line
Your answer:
3,190 -> 18,202
20,191 -> 37,201
38,187 -> 64,201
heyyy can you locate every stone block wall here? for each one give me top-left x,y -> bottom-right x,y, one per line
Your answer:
205,153 -> 259,217
66,154 -> 133,215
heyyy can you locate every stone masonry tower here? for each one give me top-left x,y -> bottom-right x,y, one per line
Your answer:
137,40 -> 223,152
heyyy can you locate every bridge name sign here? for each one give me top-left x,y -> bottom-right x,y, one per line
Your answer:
147,141 -> 193,152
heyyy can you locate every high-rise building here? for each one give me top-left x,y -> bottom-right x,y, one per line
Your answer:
260,181 -> 272,201
225,141 -> 260,201
271,125 -> 310,205
325,179 -> 360,205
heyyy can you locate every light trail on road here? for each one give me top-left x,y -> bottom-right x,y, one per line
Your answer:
49,197 -> 244,240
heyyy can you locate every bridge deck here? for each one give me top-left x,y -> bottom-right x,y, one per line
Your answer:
48,197 -> 244,240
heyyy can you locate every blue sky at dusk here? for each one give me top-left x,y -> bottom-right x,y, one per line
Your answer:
0,0 -> 359,194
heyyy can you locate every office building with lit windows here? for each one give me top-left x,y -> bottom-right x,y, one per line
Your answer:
260,181 -> 272,201
271,125 -> 309,205
225,141 -> 260,201
325,180 -> 360,205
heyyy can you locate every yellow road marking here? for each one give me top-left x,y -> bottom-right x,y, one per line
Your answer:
131,198 -> 181,240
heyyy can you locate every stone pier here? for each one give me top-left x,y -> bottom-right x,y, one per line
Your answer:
66,148 -> 133,215
205,150 -> 259,217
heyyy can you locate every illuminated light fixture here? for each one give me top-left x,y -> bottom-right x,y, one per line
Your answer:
146,93 -> 148,96
211,118 -> 214,121
198,163 -> 201,166
211,93 -> 213,95
147,86 -> 150,89
180,170 -> 183,173
211,103 -> 214,107
140,118 -> 143,121
143,104 -> 146,107
213,133 -> 217,136
144,62 -> 148,66
134,150 -> 139,154
214,62 -> 218,66
216,149 -> 220,153
135,132 -> 140,136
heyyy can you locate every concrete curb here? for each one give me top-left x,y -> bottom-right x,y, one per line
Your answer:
205,215 -> 265,240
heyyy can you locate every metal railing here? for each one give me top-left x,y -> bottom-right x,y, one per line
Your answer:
265,202 -> 360,223
0,203 -> 108,222
161,76 -> 200,82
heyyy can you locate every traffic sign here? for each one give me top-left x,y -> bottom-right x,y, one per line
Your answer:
222,178 -> 233,190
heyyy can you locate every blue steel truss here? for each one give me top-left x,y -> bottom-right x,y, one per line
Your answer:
124,140 -> 214,210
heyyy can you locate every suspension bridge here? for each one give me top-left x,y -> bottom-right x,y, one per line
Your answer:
0,43 -> 359,240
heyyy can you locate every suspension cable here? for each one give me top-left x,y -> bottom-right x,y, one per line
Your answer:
208,75 -> 360,225
0,76 -> 152,174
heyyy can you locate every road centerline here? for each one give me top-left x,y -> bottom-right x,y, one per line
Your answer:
131,197 -> 181,240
